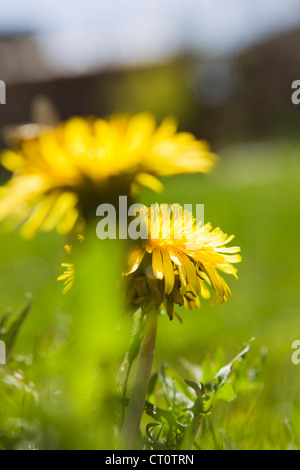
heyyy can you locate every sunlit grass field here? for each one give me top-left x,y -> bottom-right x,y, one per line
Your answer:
1,138 -> 300,449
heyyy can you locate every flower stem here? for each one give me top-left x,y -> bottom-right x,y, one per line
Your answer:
120,306 -> 158,449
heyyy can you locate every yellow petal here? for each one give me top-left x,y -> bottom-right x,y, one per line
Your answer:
20,193 -> 57,239
134,173 -> 164,193
179,253 -> 201,296
177,263 -> 187,294
0,150 -> 25,172
200,280 -> 210,299
126,245 -> 145,275
161,249 -> 175,294
41,192 -> 78,232
152,248 -> 164,280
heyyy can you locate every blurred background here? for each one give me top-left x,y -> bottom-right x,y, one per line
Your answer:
1,0 -> 300,450
1,0 -> 300,145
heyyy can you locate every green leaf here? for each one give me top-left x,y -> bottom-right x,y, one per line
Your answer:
213,339 -> 254,391
0,293 -> 32,359
185,380 -> 204,400
213,382 -> 236,404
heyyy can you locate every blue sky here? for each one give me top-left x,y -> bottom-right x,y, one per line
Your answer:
1,0 -> 300,70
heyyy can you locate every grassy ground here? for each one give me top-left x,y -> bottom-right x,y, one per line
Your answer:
1,138 -> 300,449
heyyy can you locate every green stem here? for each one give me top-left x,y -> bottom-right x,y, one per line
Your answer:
120,307 -> 158,450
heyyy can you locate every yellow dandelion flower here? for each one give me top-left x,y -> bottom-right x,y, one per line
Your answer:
57,259 -> 75,295
125,204 -> 241,319
57,235 -> 84,294
0,113 -> 216,238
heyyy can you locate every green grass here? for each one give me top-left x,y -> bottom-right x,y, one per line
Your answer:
1,138 -> 300,449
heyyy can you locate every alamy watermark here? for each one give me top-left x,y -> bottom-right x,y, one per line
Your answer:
291,80 -> 300,105
291,340 -> 300,365
0,80 -> 6,104
0,340 -> 6,365
96,197 -> 204,242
